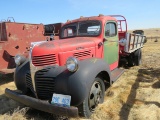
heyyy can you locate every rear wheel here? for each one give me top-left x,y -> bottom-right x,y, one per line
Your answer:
134,49 -> 142,66
78,77 -> 105,118
128,53 -> 135,67
128,49 -> 142,67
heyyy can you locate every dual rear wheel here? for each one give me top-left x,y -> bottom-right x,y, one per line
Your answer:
128,48 -> 142,67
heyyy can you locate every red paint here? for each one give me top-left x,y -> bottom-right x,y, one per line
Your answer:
0,21 -> 62,73
0,15 -> 128,73
32,37 -> 96,66
32,15 -> 128,72
109,61 -> 119,71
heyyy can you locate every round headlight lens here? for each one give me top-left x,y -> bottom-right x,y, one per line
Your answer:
66,57 -> 78,72
14,55 -> 26,66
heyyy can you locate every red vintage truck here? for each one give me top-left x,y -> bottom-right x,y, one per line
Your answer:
5,15 -> 146,118
0,17 -> 62,73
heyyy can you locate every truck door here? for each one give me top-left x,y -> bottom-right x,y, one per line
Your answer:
103,21 -> 119,66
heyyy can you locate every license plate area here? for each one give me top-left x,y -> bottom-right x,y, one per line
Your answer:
51,93 -> 71,107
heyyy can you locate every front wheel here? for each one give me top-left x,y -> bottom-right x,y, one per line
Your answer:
78,77 -> 105,118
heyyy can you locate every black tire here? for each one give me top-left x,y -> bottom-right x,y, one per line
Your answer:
78,77 -> 105,118
144,38 -> 147,43
134,49 -> 142,66
128,53 -> 135,67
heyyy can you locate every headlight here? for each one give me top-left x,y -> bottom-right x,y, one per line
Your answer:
66,57 -> 78,72
14,55 -> 26,66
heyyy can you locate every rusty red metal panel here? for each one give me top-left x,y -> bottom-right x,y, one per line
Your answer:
0,22 -> 46,71
0,21 -> 62,73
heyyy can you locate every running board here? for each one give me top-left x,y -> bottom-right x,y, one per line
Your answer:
111,68 -> 124,83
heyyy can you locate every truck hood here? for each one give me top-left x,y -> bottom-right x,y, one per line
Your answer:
32,37 -> 96,56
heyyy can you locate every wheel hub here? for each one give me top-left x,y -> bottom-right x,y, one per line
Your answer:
89,81 -> 102,111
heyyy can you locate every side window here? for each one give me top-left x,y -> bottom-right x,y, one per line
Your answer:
63,25 -> 77,37
105,22 -> 117,37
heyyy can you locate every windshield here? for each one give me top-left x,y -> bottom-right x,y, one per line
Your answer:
61,20 -> 101,38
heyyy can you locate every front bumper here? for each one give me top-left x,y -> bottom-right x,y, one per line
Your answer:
5,88 -> 78,117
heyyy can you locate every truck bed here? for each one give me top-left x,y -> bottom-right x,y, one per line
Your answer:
124,33 -> 146,53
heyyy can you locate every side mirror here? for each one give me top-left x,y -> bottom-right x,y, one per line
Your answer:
103,38 -> 108,42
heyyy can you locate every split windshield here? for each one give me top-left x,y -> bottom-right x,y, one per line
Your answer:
61,20 -> 101,38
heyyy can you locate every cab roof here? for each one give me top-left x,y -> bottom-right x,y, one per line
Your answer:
63,15 -> 117,26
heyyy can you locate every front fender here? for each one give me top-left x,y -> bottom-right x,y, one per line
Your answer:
14,58 -> 111,107
55,58 -> 111,106
14,60 -> 30,93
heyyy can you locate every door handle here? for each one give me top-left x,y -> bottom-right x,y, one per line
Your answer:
98,42 -> 103,46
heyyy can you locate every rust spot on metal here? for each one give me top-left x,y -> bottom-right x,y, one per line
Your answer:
0,46 -> 2,50
6,25 -> 8,29
24,24 -> 35,30
39,42 -> 54,48
91,58 -> 98,63
10,34 -> 18,41
0,22 -> 62,73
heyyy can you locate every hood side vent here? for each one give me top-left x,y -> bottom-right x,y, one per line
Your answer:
32,54 -> 58,66
74,50 -> 92,59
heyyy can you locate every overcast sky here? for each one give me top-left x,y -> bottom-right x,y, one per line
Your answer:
0,0 -> 159,30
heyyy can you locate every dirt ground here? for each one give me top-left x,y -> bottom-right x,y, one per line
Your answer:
0,33 -> 160,120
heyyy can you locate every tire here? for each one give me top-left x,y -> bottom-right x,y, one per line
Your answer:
134,49 -> 142,66
78,77 -> 105,118
128,53 -> 135,67
144,38 -> 147,43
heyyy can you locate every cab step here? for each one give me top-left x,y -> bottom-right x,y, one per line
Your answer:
111,68 -> 124,83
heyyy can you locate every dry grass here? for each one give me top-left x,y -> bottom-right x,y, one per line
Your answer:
142,28 -> 160,38
0,107 -> 29,120
90,40 -> 160,120
129,28 -> 160,38
0,74 -> 22,114
0,29 -> 160,120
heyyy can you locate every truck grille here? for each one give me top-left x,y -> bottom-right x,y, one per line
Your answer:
32,54 -> 58,66
35,68 -> 55,100
25,72 -> 34,92
74,50 -> 91,59
25,68 -> 55,100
